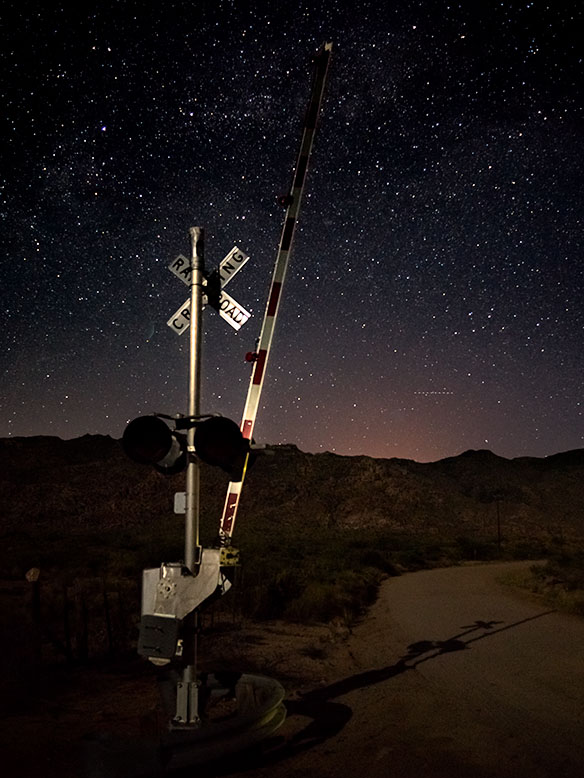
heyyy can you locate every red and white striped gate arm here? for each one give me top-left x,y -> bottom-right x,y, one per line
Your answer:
219,42 -> 333,543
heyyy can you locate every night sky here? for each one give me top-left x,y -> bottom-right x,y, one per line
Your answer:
2,1 -> 582,462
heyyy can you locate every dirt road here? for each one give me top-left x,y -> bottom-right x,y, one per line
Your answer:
224,561 -> 584,778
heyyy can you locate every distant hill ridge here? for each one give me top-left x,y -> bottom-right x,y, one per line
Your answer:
0,436 -> 582,541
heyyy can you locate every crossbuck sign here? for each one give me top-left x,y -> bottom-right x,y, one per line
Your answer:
167,247 -> 251,333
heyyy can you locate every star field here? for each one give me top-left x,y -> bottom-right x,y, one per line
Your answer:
2,0 -> 582,461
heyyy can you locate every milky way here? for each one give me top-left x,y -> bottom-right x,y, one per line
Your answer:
2,0 -> 582,461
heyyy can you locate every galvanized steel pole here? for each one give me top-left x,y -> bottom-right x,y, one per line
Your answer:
177,225 -> 205,726
185,226 -> 204,570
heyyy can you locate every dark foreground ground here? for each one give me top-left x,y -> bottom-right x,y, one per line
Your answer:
2,561 -> 583,778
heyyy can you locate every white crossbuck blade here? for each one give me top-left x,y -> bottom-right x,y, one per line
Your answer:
167,289 -> 251,333
168,246 -> 249,288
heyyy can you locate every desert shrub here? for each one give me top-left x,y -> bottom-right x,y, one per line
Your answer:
537,550 -> 584,590
570,593 -> 584,616
529,563 -> 548,582
284,581 -> 346,623
394,546 -> 427,570
357,549 -> 399,575
282,566 -> 381,624
509,548 -> 584,617
298,641 -> 330,660
336,567 -> 379,609
455,535 -> 499,561
505,539 -> 551,560
253,569 -> 307,620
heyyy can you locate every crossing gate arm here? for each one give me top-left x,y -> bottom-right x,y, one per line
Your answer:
219,42 -> 333,543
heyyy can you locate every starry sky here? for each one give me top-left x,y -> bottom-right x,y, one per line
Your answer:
2,0 -> 582,462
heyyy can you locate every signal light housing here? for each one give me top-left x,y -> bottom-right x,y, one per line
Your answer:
122,416 -> 187,475
194,416 -> 249,478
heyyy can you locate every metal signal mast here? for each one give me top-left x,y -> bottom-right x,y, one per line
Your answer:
219,41 -> 333,543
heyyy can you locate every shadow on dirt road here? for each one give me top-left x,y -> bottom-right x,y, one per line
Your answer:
196,608 -> 556,777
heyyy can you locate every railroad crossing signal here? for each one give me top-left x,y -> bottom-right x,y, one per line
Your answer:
119,42 -> 331,739
167,246 -> 251,334
122,413 -> 249,478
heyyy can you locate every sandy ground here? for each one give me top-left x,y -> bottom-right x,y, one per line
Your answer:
2,561 -> 583,777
